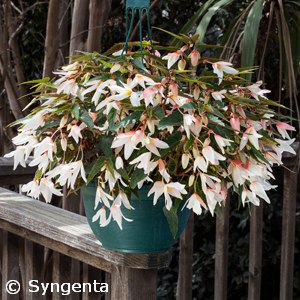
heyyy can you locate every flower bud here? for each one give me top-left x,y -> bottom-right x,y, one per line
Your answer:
147,119 -> 155,134
182,153 -> 190,169
110,63 -> 121,73
60,136 -> 67,151
194,85 -> 200,100
60,115 -> 68,128
115,156 -> 123,169
188,175 -> 195,187
178,59 -> 186,71
190,50 -> 200,66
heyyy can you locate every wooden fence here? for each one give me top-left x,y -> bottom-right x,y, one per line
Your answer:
0,143 -> 298,299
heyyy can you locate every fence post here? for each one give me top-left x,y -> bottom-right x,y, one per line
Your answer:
248,204 -> 263,300
110,265 -> 157,300
177,213 -> 194,300
280,164 -> 298,300
214,199 -> 230,300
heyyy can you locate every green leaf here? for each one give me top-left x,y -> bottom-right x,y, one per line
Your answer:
98,136 -> 114,157
163,206 -> 179,239
196,0 -> 234,44
110,111 -> 142,131
153,27 -> 189,43
80,110 -> 94,129
160,131 -> 183,156
206,113 -> 225,126
241,0 -> 265,82
158,110 -> 183,129
71,104 -> 80,120
130,169 -> 147,189
86,156 -> 106,184
180,102 -> 197,110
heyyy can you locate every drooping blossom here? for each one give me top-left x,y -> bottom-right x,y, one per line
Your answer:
212,61 -> 238,84
275,122 -> 296,139
148,181 -> 187,210
183,193 -> 207,215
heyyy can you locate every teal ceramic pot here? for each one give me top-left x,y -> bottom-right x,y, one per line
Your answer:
81,184 -> 190,253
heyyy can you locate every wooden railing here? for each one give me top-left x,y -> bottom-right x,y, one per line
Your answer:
0,142 -> 299,299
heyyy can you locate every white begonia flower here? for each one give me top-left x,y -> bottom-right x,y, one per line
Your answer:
202,146 -> 226,165
39,177 -> 63,203
95,186 -> 113,209
29,153 -> 50,173
22,110 -> 46,131
33,137 -> 56,161
132,74 -> 154,89
21,180 -> 40,199
148,181 -> 187,210
211,90 -> 227,101
68,123 -> 87,144
212,61 -> 238,85
4,146 -> 27,170
183,193 -> 207,215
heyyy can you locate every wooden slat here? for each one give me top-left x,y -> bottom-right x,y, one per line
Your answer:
248,204 -> 263,300
82,264 -> 103,300
111,265 -> 157,300
24,241 -> 44,300
214,199 -> 230,300
2,232 -> 20,300
0,188 -> 171,271
177,213 -> 194,300
280,165 -> 298,300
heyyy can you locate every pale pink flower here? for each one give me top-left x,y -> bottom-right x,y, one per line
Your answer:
239,126 -> 263,151
181,153 -> 190,169
183,193 -> 207,215
242,189 -> 259,206
230,114 -> 240,132
247,81 -> 270,100
162,52 -> 181,69
275,122 -> 296,139
189,50 -> 200,67
211,90 -> 227,101
92,206 -> 109,227
158,159 -> 171,182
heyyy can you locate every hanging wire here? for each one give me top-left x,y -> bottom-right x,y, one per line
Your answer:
123,0 -> 153,54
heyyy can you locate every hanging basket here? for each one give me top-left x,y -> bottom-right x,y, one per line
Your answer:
82,183 -> 190,253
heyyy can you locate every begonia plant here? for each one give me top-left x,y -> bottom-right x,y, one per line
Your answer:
5,32 -> 296,232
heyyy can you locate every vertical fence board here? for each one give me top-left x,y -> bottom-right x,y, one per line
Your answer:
280,166 -> 298,300
214,199 -> 230,300
25,241 -> 45,300
2,232 -> 20,300
177,213 -> 194,300
111,265 -> 157,300
248,204 -> 263,300
82,264 -> 104,300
